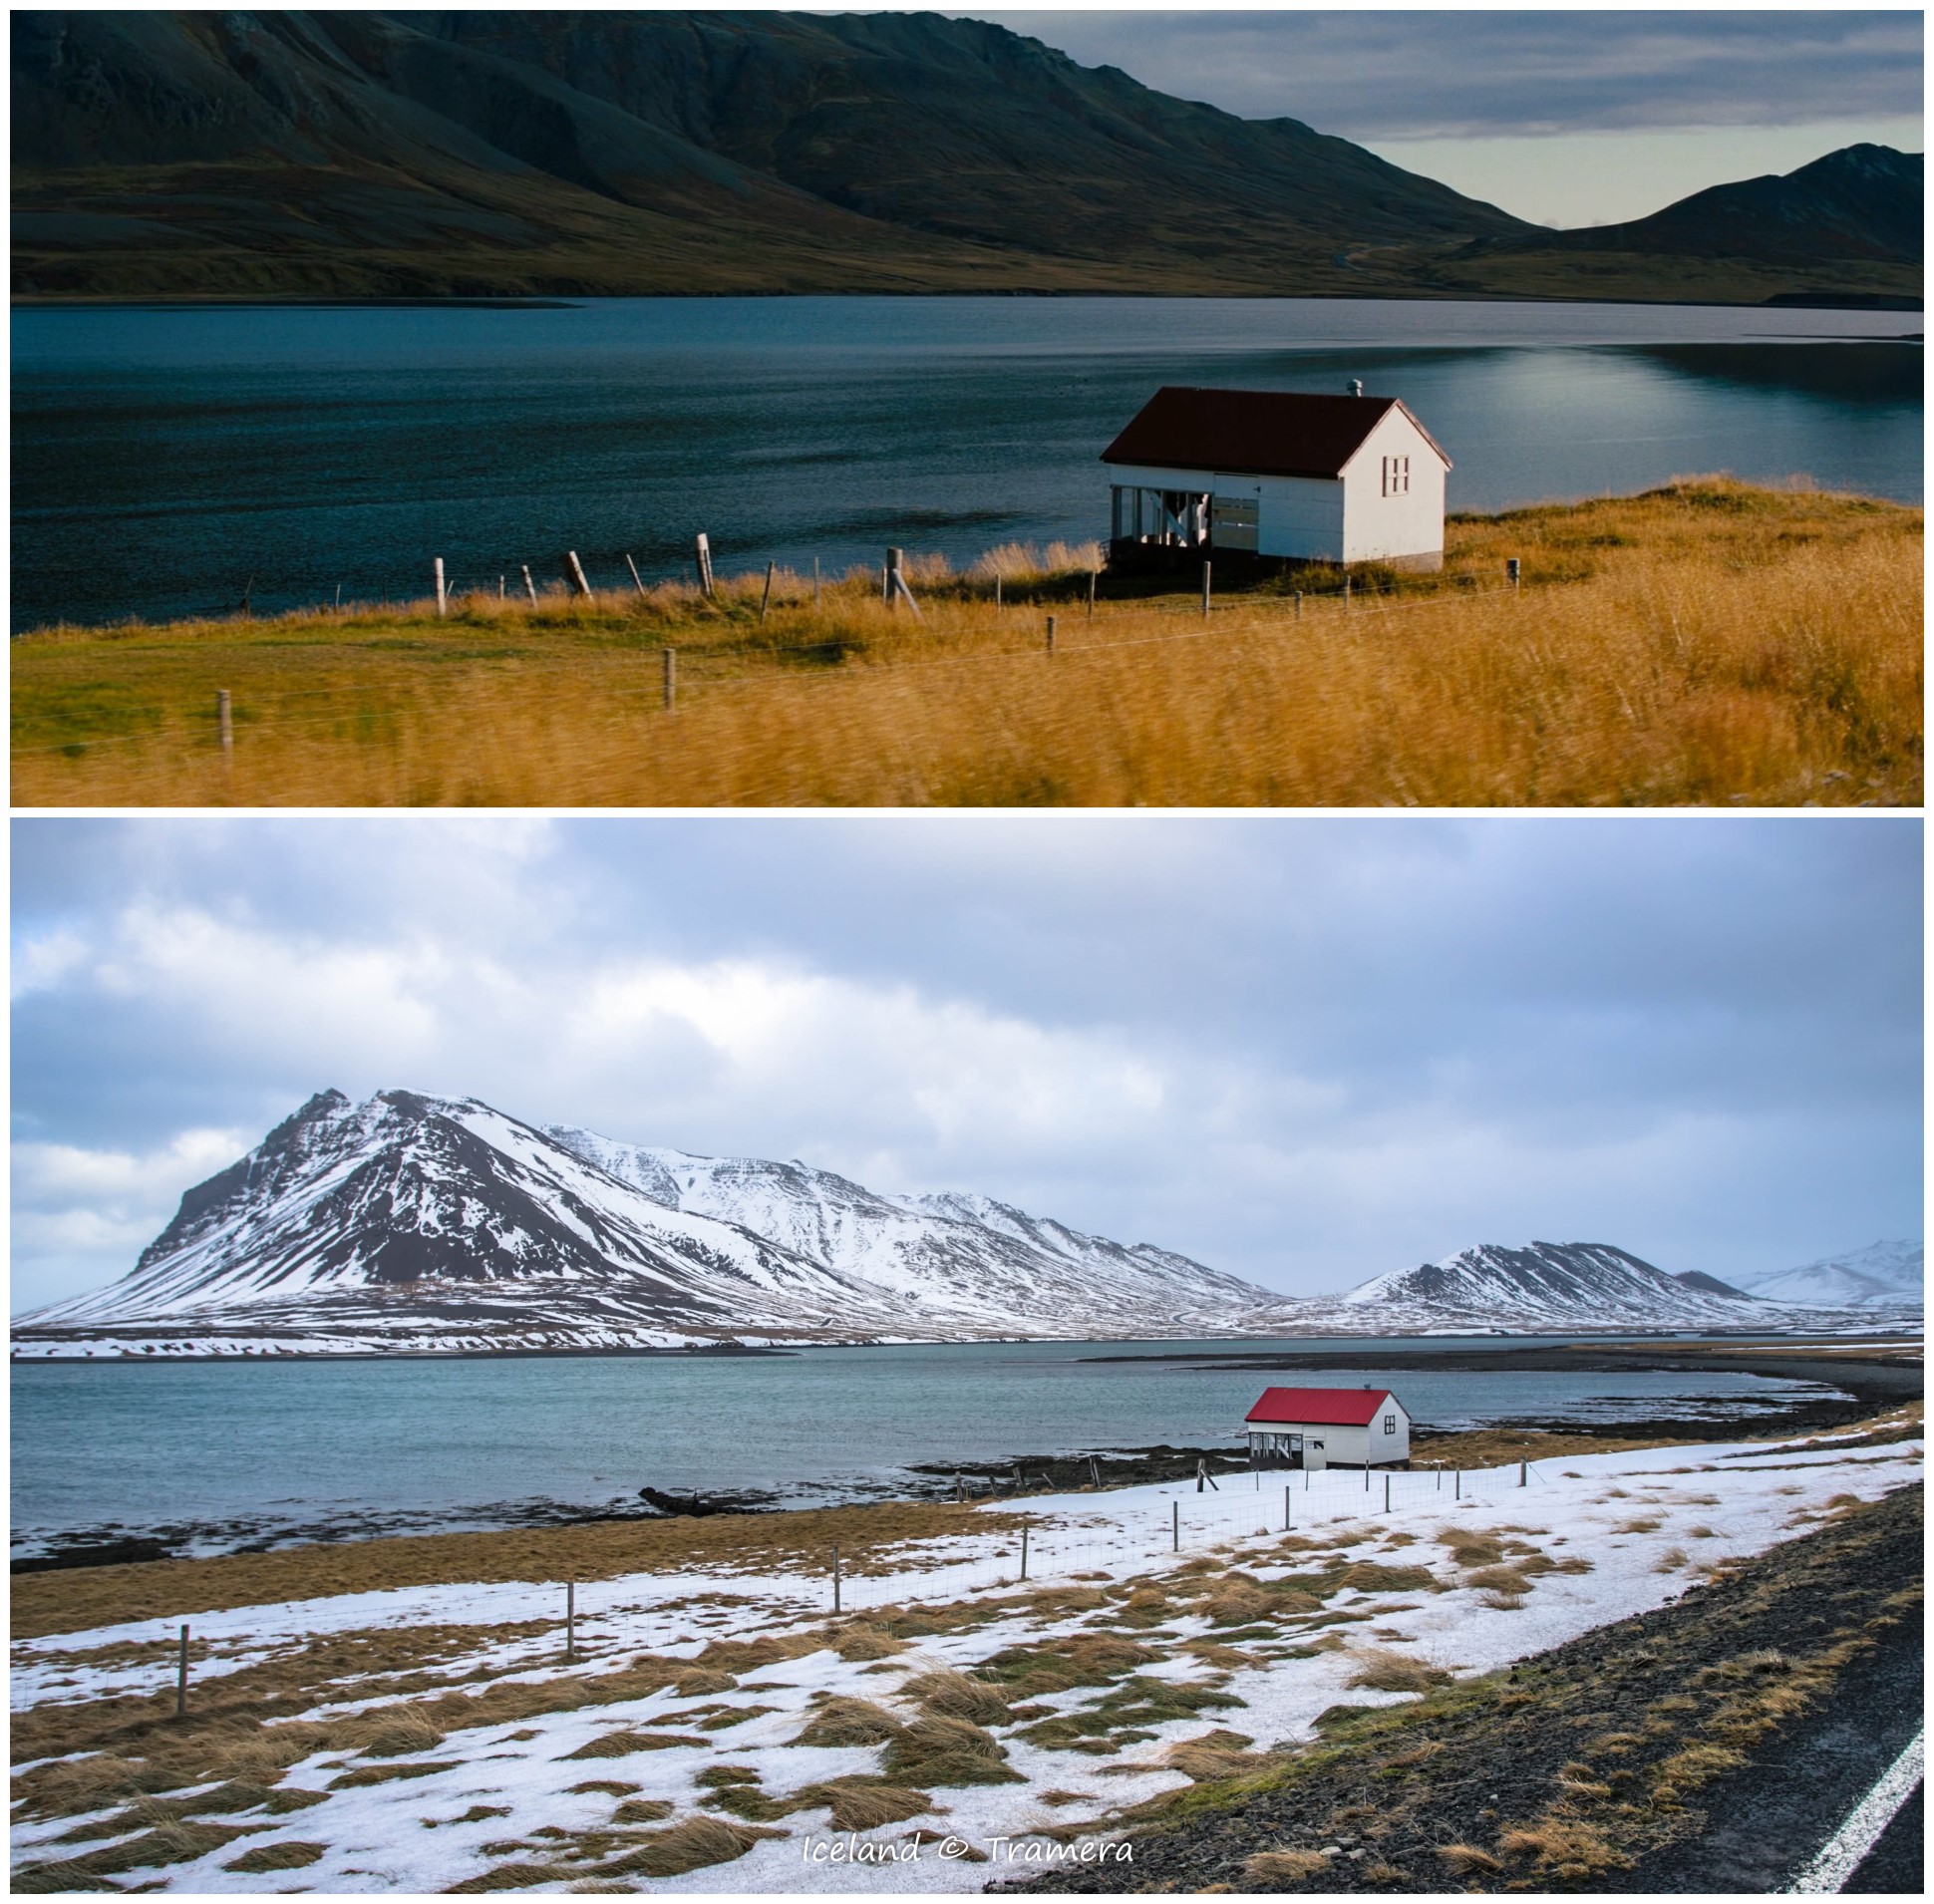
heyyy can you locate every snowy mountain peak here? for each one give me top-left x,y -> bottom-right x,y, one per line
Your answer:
1343,1239 -> 1763,1328
1735,1239 -> 1923,1308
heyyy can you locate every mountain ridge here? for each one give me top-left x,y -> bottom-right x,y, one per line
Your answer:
11,10 -> 1921,305
13,1089 -> 1915,1358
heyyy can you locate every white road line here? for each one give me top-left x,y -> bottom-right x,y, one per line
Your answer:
1782,1726 -> 1924,1894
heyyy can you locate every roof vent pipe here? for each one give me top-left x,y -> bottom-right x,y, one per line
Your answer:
1348,379 -> 1364,398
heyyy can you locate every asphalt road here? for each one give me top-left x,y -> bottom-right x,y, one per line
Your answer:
1846,1778 -> 1922,1894
1615,1601 -> 1924,1893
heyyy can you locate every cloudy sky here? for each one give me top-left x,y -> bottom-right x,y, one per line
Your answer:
11,816 -> 1920,1316
973,10 -> 1924,225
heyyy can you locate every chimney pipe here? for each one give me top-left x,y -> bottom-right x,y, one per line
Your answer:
1348,379 -> 1364,398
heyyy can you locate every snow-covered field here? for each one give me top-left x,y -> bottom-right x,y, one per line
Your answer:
11,1421 -> 1922,1894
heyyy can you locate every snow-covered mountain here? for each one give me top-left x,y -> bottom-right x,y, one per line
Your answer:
544,1129 -> 1289,1335
13,1091 -> 1907,1360
1733,1239 -> 1923,1309
1340,1241 -> 1773,1331
12,1090 -> 1304,1356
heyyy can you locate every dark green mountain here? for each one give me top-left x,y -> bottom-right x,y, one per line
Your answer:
10,10 -> 1923,305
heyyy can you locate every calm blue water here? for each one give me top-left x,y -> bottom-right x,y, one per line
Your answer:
10,1335 -> 1837,1554
10,297 -> 1921,632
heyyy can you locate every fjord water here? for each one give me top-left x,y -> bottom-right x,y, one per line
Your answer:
11,1337 -> 1838,1557
11,296 -> 1921,632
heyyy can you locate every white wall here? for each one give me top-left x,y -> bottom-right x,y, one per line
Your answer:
1340,409 -> 1448,566
1255,475 -> 1345,561
1246,1405 -> 1411,1465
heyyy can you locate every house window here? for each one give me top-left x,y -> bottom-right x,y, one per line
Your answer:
1382,456 -> 1410,496
1384,1414 -> 1396,1434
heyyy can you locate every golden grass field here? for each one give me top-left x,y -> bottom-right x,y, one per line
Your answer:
11,480 -> 1921,807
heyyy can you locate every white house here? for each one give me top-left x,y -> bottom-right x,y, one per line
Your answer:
1101,385 -> 1451,570
1243,1385 -> 1413,1471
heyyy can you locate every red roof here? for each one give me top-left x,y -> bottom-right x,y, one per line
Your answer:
1246,1386 -> 1396,1427
1100,387 -> 1450,481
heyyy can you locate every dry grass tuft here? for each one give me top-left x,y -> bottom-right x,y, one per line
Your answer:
559,1731 -> 709,1760
881,1715 -> 1025,1788
790,1778 -> 933,1831
1162,1731 -> 1272,1783
789,1697 -> 903,1748
901,1668 -> 1011,1727
17,482 -> 1918,809
1242,1847 -> 1332,1884
1436,1841 -> 1502,1874
1345,1648 -> 1452,1695
223,1839 -> 327,1872
830,1624 -> 906,1662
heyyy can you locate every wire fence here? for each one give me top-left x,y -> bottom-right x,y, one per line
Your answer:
819,1459 -> 1551,1615
13,568 -> 1527,766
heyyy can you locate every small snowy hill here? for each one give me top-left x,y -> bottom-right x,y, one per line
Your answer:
1734,1239 -> 1923,1309
1340,1241 -> 1765,1330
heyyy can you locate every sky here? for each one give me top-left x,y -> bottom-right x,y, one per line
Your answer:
11,815 -> 1921,1316
972,9 -> 1925,226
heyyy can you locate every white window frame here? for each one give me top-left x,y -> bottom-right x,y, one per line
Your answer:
1382,455 -> 1410,497
1384,1414 -> 1397,1433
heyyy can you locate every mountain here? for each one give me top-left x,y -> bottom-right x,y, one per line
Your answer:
1549,146 -> 1922,267
1673,1269 -> 1759,1300
12,12 -> 1916,305
1341,1241 -> 1769,1331
1447,144 -> 1923,308
10,1090 -> 1306,1356
546,1127 -> 1289,1333
1733,1239 -> 1923,1309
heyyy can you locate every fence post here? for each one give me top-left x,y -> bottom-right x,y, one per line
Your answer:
831,1544 -> 841,1615
1519,1460 -> 1528,1487
1455,1469 -> 1461,1500
1171,1500 -> 1179,1551
995,574 -> 1003,616
759,560 -> 776,623
1020,1525 -> 1029,1582
695,534 -> 715,598
662,648 -> 677,713
522,564 -> 538,608
1294,590 -> 1303,620
175,1624 -> 189,1716
1343,574 -> 1353,611
1507,557 -> 1521,591
1284,1485 -> 1291,1532
498,574 -> 505,600
1201,562 -> 1212,620
626,553 -> 648,598
1045,614 -> 1057,656
813,556 -> 820,610
1365,1464 -> 1371,1493
435,557 -> 448,618
215,690 -> 233,760
566,551 -> 594,601
565,1580 -> 575,1662
1087,570 -> 1097,618
1384,1473 -> 1391,1512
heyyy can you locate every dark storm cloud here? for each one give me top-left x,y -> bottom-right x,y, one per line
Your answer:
10,817 -> 1923,1309
978,11 -> 1924,139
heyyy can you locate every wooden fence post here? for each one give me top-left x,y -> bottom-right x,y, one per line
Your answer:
215,690 -> 233,759
812,556 -> 820,610
1294,591 -> 1303,620
1343,574 -> 1353,611
522,564 -> 538,608
434,557 -> 448,618
995,574 -> 1003,616
566,551 -> 594,601
1384,1473 -> 1391,1512
565,1580 -> 575,1662
1171,1500 -> 1179,1551
175,1624 -> 189,1716
759,560 -> 776,623
1455,1469 -> 1461,1500
1087,570 -> 1097,618
1285,1484 -> 1292,1531
662,648 -> 677,713
831,1544 -> 841,1615
1201,561 -> 1212,620
695,534 -> 715,598
1020,1525 -> 1029,1582
1519,1460 -> 1528,1487
1045,614 -> 1056,656
497,574 -> 505,600
1507,557 -> 1521,591
625,553 -> 647,597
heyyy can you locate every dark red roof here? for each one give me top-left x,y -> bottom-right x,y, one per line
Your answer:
1245,1386 -> 1398,1427
1101,387 -> 1450,480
